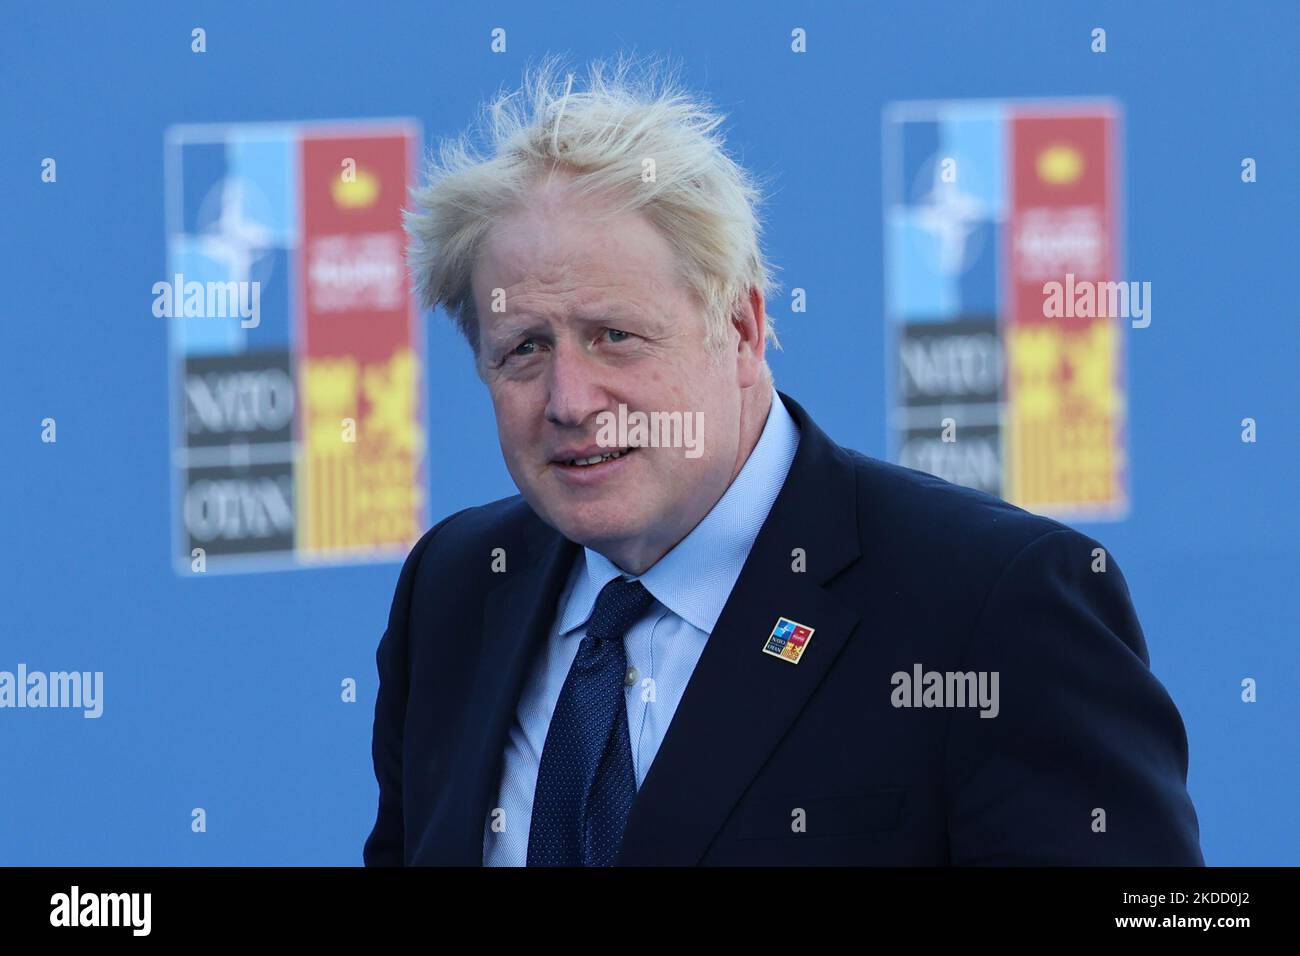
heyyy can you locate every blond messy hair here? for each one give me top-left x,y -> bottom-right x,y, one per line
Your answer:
404,53 -> 781,371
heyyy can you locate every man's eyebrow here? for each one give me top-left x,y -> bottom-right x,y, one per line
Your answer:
570,306 -> 651,326
482,309 -> 656,350
482,320 -> 550,348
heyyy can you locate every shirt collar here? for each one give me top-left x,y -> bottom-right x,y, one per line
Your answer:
557,388 -> 801,637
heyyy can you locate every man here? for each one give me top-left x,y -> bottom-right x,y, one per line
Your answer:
364,57 -> 1203,866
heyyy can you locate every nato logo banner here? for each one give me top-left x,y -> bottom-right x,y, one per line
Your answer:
163,121 -> 427,573
883,100 -> 1128,520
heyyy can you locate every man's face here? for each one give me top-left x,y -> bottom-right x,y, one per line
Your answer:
471,178 -> 761,573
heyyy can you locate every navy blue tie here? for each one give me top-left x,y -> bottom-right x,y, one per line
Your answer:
527,576 -> 656,866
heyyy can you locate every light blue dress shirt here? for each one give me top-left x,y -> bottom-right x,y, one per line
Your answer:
483,388 -> 800,865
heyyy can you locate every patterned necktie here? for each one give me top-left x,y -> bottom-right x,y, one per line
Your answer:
526,576 -> 656,866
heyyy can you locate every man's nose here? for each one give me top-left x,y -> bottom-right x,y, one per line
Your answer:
543,341 -> 609,429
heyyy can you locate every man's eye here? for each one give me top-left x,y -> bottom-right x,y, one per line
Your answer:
492,339 -> 540,369
605,328 -> 633,344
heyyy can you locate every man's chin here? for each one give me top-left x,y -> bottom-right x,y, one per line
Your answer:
546,509 -> 645,553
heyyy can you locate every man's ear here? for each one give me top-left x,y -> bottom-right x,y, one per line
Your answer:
733,286 -> 767,388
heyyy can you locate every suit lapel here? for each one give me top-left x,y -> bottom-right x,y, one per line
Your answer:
412,520 -> 579,865
617,392 -> 862,864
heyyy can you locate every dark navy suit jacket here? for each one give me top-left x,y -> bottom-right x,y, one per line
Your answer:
364,391 -> 1204,865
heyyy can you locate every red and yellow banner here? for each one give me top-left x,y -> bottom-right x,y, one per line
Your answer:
298,128 -> 426,558
1005,111 -> 1126,516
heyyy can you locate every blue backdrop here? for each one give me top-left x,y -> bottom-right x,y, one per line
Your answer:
2,0 -> 1295,865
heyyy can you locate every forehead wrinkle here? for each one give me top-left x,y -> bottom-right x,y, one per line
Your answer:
476,202 -> 692,348
496,266 -> 639,315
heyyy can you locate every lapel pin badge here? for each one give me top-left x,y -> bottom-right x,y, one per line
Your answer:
762,617 -> 815,664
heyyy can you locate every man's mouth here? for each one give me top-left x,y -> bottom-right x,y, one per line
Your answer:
557,447 -> 637,468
